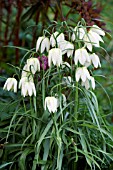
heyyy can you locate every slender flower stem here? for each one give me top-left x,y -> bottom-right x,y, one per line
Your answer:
30,97 -> 33,112
75,81 -> 78,120
58,67 -> 63,122
73,87 -> 78,170
33,96 -> 37,114
23,98 -> 27,112
30,97 -> 36,143
74,42 -> 80,120
74,69 -> 79,170
74,63 -> 79,121
42,66 -> 45,108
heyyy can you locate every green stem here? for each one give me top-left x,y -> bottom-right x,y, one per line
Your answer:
58,67 -> 63,122
30,97 -> 33,112
33,96 -> 37,113
52,113 -> 58,136
72,162 -> 77,170
42,68 -> 45,109
30,97 -> 36,143
74,80 -> 78,170
75,81 -> 78,120
23,98 -> 27,112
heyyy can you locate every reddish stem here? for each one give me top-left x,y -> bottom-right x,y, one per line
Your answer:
13,0 -> 23,64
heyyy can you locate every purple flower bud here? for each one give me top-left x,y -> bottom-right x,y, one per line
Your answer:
38,56 -> 48,71
87,1 -> 92,9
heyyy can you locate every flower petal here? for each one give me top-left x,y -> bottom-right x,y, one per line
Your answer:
90,76 -> 95,89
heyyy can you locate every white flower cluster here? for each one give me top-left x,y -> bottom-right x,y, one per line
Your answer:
36,31 -> 74,67
3,58 -> 40,97
72,25 -> 105,90
3,23 -> 105,113
36,24 -> 104,90
18,58 -> 40,97
72,25 -> 105,51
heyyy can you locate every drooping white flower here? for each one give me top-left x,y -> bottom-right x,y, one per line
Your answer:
55,93 -> 66,107
75,67 -> 91,82
90,25 -> 105,36
19,77 -> 27,89
22,82 -> 36,97
19,77 -> 33,88
19,77 -> 36,97
21,65 -> 33,86
84,29 -> 104,52
72,27 -> 86,41
50,32 -> 65,47
90,76 -> 95,89
90,53 -> 101,68
62,62 -> 71,69
62,94 -> 67,107
44,96 -> 59,113
81,76 -> 95,90
62,76 -> 72,86
81,79 -> 90,90
58,40 -> 74,57
27,58 -> 40,74
3,78 -> 17,93
36,36 -> 50,53
21,64 -> 30,78
84,60 -> 91,68
74,48 -> 90,65
48,48 -> 62,67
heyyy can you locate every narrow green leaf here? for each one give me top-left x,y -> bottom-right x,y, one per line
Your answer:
19,148 -> 33,170
0,162 -> 13,169
41,139 -> 50,170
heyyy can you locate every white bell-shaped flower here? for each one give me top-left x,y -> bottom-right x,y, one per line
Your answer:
62,76 -> 72,86
55,93 -> 67,107
75,67 -> 91,82
84,60 -> 91,68
74,48 -> 90,65
27,58 -> 40,74
36,36 -> 50,53
81,78 -> 90,90
62,94 -> 67,107
90,76 -> 95,89
90,53 -> 101,68
90,25 -> 105,36
62,62 -> 71,69
3,78 -> 17,93
22,82 -> 36,97
19,77 -> 27,89
19,77 -> 33,88
21,64 -> 30,78
72,27 -> 86,41
81,76 -> 95,90
44,96 -> 58,113
19,77 -> 36,97
48,48 -> 62,67
58,40 -> 74,57
50,32 -> 65,47
84,29 -> 104,52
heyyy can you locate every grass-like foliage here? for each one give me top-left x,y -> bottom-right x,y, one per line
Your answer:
0,20 -> 113,170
